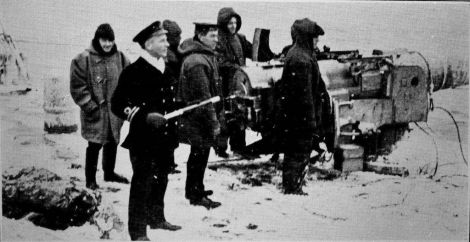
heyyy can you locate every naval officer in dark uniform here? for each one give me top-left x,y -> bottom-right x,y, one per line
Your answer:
111,21 -> 181,241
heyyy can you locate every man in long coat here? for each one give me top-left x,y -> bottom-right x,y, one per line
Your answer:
70,23 -> 130,190
273,22 -> 333,164
177,22 -> 223,210
111,21 -> 182,241
214,7 -> 253,158
276,18 -> 325,195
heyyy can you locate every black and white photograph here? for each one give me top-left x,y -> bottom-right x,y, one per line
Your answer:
1,0 -> 468,240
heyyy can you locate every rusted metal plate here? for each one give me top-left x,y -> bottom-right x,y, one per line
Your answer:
361,70 -> 383,92
338,99 -> 394,127
392,66 -> 428,123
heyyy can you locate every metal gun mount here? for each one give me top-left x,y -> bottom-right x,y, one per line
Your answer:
240,28 -> 431,172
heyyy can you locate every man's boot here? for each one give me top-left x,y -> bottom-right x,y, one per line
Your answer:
85,143 -> 100,190
214,131 -> 230,158
270,152 -> 280,163
283,153 -> 308,195
148,172 -> 181,231
189,196 -> 221,210
148,205 -> 182,231
169,164 -> 181,174
150,221 -> 182,231
214,147 -> 230,158
130,235 -> 150,241
168,153 -> 181,174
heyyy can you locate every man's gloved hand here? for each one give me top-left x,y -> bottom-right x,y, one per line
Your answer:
146,112 -> 167,129
213,126 -> 221,137
211,123 -> 221,142
81,100 -> 99,122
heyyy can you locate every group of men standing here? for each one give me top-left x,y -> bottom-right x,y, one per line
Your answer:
70,6 -> 326,241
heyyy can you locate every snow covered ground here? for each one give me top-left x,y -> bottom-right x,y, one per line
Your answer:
1,77 -> 468,241
1,1 -> 468,240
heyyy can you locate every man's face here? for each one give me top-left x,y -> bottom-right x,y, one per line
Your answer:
145,34 -> 169,58
199,29 -> 218,50
227,17 -> 237,35
99,38 -> 115,53
313,37 -> 319,49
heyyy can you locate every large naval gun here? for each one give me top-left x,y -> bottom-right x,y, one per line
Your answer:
236,29 -> 432,172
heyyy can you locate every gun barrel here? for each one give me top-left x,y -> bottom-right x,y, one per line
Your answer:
317,50 -> 360,61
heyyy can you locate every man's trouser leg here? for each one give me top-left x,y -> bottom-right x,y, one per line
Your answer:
102,123 -> 118,176
229,128 -> 246,152
214,129 -> 229,156
195,147 -> 210,194
85,142 -> 102,184
185,145 -> 210,200
102,140 -> 117,177
128,150 -> 154,240
148,152 -> 170,225
283,152 -> 310,193
169,152 -> 177,168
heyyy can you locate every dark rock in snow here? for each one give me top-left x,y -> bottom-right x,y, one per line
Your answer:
247,223 -> 258,230
2,167 -> 101,230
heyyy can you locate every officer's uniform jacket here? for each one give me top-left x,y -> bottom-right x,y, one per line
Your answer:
111,56 -> 178,156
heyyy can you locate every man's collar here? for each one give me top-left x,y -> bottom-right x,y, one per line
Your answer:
141,51 -> 165,73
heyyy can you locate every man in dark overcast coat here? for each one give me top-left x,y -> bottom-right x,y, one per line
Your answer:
177,22 -> 224,210
276,18 -> 325,195
111,21 -> 181,241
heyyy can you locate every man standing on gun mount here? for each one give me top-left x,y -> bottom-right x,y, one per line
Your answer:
111,21 -> 181,241
70,23 -> 130,190
276,18 -> 325,195
214,7 -> 253,158
177,22 -> 224,209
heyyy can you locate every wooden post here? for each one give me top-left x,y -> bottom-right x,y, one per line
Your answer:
0,33 -> 29,86
43,74 -> 78,133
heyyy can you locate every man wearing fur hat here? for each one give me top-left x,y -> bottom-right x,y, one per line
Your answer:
111,21 -> 182,241
70,23 -> 130,190
214,7 -> 253,158
276,18 -> 325,195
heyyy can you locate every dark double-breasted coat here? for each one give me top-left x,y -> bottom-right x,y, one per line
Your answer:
111,57 -> 179,157
111,57 -> 179,238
